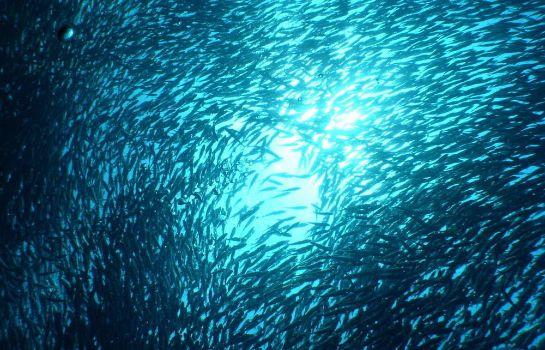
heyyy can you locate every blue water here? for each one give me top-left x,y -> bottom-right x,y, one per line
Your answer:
1,0 -> 545,348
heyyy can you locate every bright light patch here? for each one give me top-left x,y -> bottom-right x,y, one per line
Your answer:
279,102 -> 288,116
325,111 -> 366,131
325,84 -> 356,113
289,79 -> 300,87
230,117 -> 246,131
321,137 -> 333,149
259,134 -> 322,241
300,107 -> 318,121
339,160 -> 350,168
224,132 -> 322,244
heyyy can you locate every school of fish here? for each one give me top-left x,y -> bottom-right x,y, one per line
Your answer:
1,0 -> 545,348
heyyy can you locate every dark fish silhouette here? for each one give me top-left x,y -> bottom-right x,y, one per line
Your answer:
56,24 -> 74,42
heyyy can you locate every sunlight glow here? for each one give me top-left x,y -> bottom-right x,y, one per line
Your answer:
325,110 -> 367,131
299,107 -> 318,121
254,134 -> 322,241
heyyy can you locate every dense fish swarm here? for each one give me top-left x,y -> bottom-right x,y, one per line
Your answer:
1,0 -> 545,348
